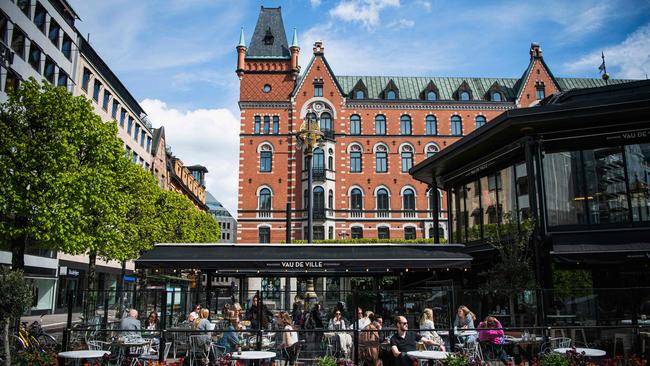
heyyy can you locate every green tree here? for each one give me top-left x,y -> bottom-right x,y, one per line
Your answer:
154,189 -> 219,243
0,269 -> 33,366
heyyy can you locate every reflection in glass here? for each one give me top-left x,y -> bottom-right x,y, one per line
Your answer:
543,151 -> 586,226
625,143 -> 650,222
515,163 -> 530,223
466,181 -> 481,241
583,147 -> 628,224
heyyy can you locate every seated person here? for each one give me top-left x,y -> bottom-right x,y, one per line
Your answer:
193,308 -> 213,352
477,316 -> 508,363
218,311 -> 242,353
279,312 -> 299,365
360,314 -> 383,366
390,316 -> 439,366
419,308 -> 445,351
328,310 -> 347,330
120,309 -> 142,339
247,295 -> 273,330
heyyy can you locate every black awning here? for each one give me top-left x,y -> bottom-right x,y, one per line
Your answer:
551,242 -> 650,265
135,243 -> 473,275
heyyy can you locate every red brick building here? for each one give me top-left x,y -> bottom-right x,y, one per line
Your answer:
236,7 -> 624,243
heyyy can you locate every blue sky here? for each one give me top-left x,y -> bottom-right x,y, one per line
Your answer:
68,0 -> 650,216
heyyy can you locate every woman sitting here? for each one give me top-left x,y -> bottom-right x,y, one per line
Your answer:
193,308 -> 213,353
328,310 -> 347,330
419,308 -> 445,351
477,316 -> 508,362
280,312 -> 299,365
454,305 -> 477,344
218,311 -> 242,353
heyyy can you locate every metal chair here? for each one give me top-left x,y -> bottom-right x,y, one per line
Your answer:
87,340 -> 111,351
550,337 -> 572,349
189,335 -> 210,366
211,343 -> 227,360
137,342 -> 171,364
282,340 -> 304,366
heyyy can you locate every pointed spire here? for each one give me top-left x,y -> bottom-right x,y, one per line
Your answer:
291,28 -> 299,48
238,27 -> 246,48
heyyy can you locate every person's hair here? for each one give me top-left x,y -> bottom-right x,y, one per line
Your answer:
194,304 -> 201,311
369,313 -> 382,323
193,308 -> 210,328
484,316 -> 498,327
365,310 -> 373,318
420,308 -> 433,325
458,305 -> 476,321
129,309 -> 138,318
333,309 -> 342,316
233,303 -> 242,311
148,312 -> 158,323
281,312 -> 292,326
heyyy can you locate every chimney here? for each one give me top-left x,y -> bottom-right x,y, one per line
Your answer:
313,41 -> 324,56
530,42 -> 542,60
236,27 -> 247,79
290,28 -> 300,80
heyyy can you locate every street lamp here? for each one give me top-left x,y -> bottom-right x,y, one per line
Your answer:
296,108 -> 323,243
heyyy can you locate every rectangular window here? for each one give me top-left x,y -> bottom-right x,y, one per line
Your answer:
4,69 -> 20,93
350,152 -> 362,173
132,152 -> 138,164
314,84 -> 323,97
102,90 -> 111,111
120,109 -> 126,128
48,19 -> 60,47
313,226 -> 325,240
111,100 -> 119,119
92,79 -> 101,101
146,137 -> 152,153
426,118 -> 437,135
583,147 -> 629,225
134,124 -> 140,141
272,116 -> 279,134
17,0 -> 31,19
254,116 -> 261,134
11,26 -> 26,60
263,116 -> 270,134
375,119 -> 386,135
28,43 -> 42,72
536,88 -> 545,100
626,143 -> 650,222
376,152 -> 387,173
451,120 -> 463,136
140,131 -> 145,147
350,118 -> 361,135
62,34 -> 72,60
543,150 -> 589,227
259,227 -> 270,243
378,227 -> 390,239
401,152 -> 413,173
400,120 -> 412,135
0,13 -> 7,44
43,57 -> 55,83
34,3 -> 47,33
127,116 -> 134,134
82,68 -> 91,91
57,71 -> 68,87
260,151 -> 272,172
351,227 -> 363,239
404,227 -> 416,240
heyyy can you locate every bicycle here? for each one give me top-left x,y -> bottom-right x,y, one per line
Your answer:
16,315 -> 59,352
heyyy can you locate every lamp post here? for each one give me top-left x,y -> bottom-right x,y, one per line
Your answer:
296,108 -> 323,243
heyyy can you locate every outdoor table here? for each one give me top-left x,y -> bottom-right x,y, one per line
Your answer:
553,347 -> 606,357
547,315 -> 577,323
58,350 -> 110,366
621,319 -> 650,325
231,350 -> 276,360
407,350 -> 449,360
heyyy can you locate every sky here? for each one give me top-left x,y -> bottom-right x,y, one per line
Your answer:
67,0 -> 650,216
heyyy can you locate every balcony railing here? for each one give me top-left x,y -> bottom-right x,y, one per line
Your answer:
321,129 -> 334,140
402,210 -> 416,218
314,209 -> 326,219
312,167 -> 325,180
258,210 -> 272,218
377,210 -> 389,218
350,210 -> 363,218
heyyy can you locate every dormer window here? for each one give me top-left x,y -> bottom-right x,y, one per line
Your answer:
314,82 -> 323,97
426,91 -> 437,101
263,27 -> 274,45
460,91 -> 470,101
355,90 -> 365,99
386,90 -> 396,100
491,92 -> 502,102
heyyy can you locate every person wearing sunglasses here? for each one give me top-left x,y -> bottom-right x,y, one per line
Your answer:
390,316 -> 439,366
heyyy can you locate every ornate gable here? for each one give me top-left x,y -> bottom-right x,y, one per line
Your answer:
351,79 -> 368,99
421,80 -> 440,101
455,80 -> 473,101
382,79 -> 399,100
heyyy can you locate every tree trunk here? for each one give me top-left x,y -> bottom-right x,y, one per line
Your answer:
4,319 -> 11,366
84,251 -> 97,323
117,260 -> 126,319
10,216 -> 27,270
509,295 -> 516,329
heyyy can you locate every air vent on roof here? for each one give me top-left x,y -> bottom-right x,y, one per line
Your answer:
263,28 -> 274,45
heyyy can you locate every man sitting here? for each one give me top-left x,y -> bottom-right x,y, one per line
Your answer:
390,316 -> 440,366
120,309 -> 142,339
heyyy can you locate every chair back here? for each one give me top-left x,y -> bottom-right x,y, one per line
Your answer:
161,342 -> 172,360
212,343 -> 227,359
550,337 -> 572,349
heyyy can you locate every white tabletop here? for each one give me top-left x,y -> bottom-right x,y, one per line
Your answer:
505,336 -> 543,343
407,351 -> 449,360
547,314 -> 577,318
435,330 -> 476,336
621,319 -> 650,325
231,351 -> 276,360
58,350 -> 111,359
554,348 -> 606,357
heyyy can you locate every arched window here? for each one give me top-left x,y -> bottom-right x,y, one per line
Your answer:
320,112 -> 332,134
425,115 -> 437,135
328,148 -> 334,170
375,115 -> 386,135
428,188 -> 442,211
426,91 -> 437,101
460,91 -> 470,101
451,115 -> 463,136
475,115 -> 486,129
272,116 -> 279,134
351,188 -> 363,210
491,92 -> 502,102
401,145 -> 413,173
259,188 -> 271,211
260,144 -> 272,172
350,114 -> 361,135
350,144 -> 362,173
313,148 -> 324,169
263,116 -> 270,134
378,226 -> 390,239
328,189 -> 334,209
355,90 -> 365,99
386,90 -> 396,100
426,144 -> 439,158
376,145 -> 388,173
403,188 -> 415,211
400,115 -> 412,135
351,226 -> 363,239
313,187 -> 325,217
377,188 -> 389,211
404,226 -> 416,240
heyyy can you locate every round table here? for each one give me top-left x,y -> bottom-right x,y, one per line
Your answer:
231,351 -> 277,360
58,350 -> 111,366
554,348 -> 606,357
407,351 -> 449,360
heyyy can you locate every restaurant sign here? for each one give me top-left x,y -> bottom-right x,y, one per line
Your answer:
267,261 -> 341,269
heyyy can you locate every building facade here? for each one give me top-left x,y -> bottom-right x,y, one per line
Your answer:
206,191 -> 238,243
167,155 -> 208,211
236,7 -> 626,244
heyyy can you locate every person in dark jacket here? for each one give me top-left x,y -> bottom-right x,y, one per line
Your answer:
247,295 -> 273,329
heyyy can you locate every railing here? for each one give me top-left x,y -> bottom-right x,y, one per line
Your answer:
376,210 -> 389,218
258,210 -> 272,218
314,209 -> 326,219
312,167 -> 325,180
321,129 -> 335,140
402,210 -> 416,218
350,210 -> 363,218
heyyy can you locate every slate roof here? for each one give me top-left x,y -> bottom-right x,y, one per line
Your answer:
336,75 -> 632,101
247,7 -> 290,58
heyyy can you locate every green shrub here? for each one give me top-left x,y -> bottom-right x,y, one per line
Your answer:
540,352 -> 571,366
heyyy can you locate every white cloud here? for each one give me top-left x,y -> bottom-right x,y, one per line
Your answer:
329,0 -> 400,29
416,1 -> 431,12
310,0 -> 322,7
140,99 -> 240,216
388,18 -> 415,29
564,23 -> 650,79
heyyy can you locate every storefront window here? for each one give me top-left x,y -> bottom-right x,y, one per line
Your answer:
515,163 -> 530,224
625,143 -> 650,222
583,147 -> 629,224
481,175 -> 498,239
453,187 -> 466,242
543,151 -> 587,227
499,166 -> 518,231
466,180 -> 481,241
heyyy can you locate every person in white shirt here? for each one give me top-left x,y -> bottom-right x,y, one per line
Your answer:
280,312 -> 299,365
358,310 -> 373,330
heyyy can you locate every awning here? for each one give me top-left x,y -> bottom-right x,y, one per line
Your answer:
550,232 -> 650,264
135,243 -> 473,275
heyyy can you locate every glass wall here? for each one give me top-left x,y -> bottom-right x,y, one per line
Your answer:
543,142 -> 650,229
